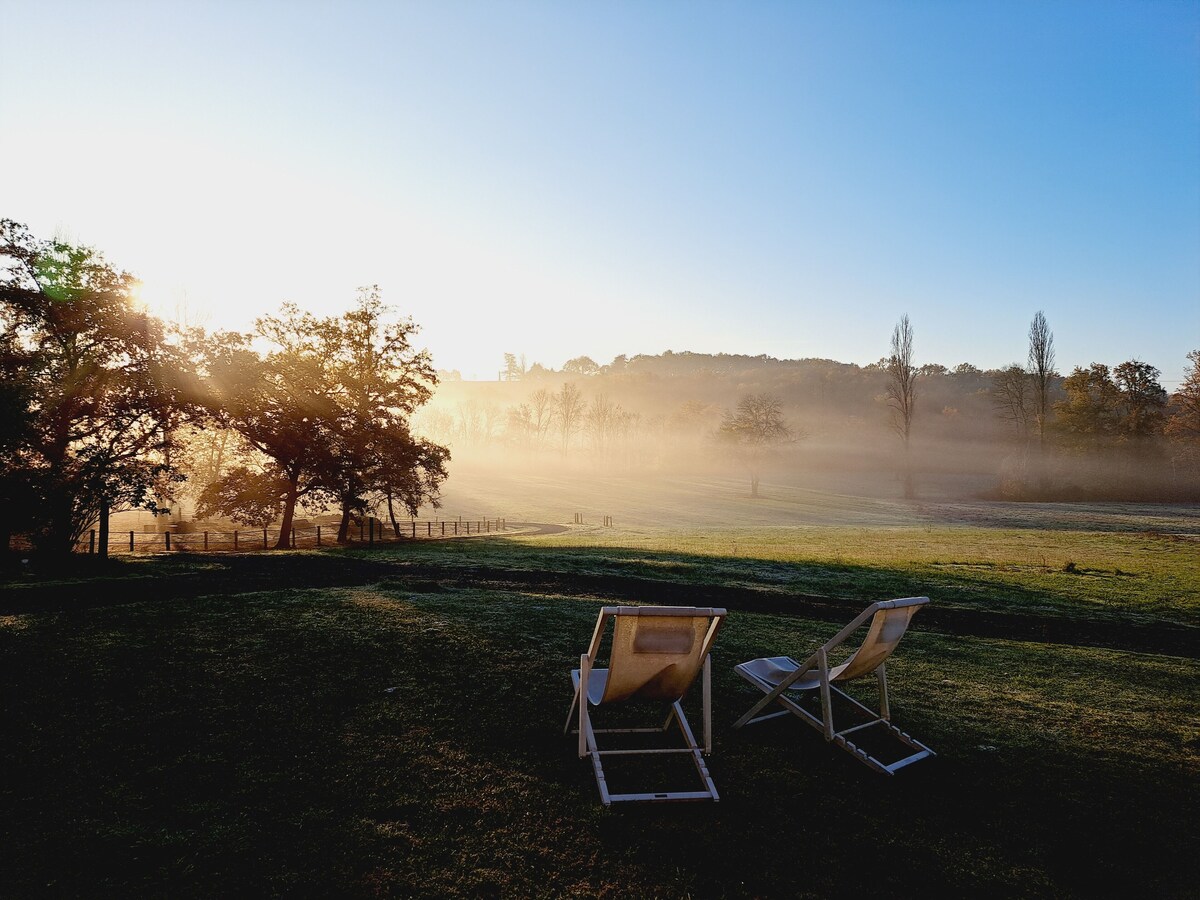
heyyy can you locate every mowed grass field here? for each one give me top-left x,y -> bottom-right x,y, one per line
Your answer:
2,476 -> 1198,897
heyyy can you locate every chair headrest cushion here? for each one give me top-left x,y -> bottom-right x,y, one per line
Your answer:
632,621 -> 696,655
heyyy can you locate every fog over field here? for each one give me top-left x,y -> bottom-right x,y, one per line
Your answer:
414,352 -> 1200,528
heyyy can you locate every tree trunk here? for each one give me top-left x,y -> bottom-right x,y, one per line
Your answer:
276,474 -> 299,549
902,439 -> 915,499
750,474 -> 760,498
51,492 -> 76,557
337,501 -> 352,544
98,496 -> 110,560
386,489 -> 400,537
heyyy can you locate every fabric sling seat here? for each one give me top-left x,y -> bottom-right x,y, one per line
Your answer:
733,596 -> 934,775
565,605 -> 727,806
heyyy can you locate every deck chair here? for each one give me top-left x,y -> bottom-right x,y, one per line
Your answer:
733,596 -> 934,775
565,605 -> 727,806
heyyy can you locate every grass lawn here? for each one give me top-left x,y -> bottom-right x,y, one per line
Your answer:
2,523 -> 1198,896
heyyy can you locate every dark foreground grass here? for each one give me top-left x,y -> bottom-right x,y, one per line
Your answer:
2,577 -> 1197,897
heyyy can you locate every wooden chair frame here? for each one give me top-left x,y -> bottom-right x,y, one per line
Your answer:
733,597 -> 934,775
565,605 -> 726,806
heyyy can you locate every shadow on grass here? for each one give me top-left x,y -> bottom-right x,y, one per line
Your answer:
2,584 -> 1195,897
2,539 -> 1196,657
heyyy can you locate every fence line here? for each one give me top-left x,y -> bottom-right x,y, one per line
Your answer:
75,517 -> 510,555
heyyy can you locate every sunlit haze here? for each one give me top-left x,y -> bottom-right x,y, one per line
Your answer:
2,1 -> 1197,384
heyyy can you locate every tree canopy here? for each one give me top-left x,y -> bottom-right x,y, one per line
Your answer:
0,220 -> 195,553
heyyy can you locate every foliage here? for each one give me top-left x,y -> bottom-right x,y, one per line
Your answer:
718,393 -> 794,497
1055,363 -> 1122,446
885,314 -> 918,443
561,355 -> 599,376
201,288 -> 446,546
0,220 -> 194,553
202,308 -> 340,546
885,314 -> 918,497
501,352 -> 525,380
1027,310 -> 1056,446
1165,350 -> 1200,474
194,464 -> 288,527
991,364 -> 1033,439
1056,361 -> 1168,452
1113,359 -> 1168,438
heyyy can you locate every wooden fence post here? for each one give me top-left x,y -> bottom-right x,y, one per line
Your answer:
165,532 -> 171,552
441,522 -> 445,536
427,521 -> 431,537
89,530 -> 95,554
316,525 -> 321,547
234,530 -> 238,550
129,530 -> 135,552
263,528 -> 268,550
204,531 -> 209,551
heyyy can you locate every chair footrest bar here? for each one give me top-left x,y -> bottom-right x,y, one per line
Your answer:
742,710 -> 792,726
884,749 -> 935,773
833,717 -> 887,739
607,790 -> 718,803
593,747 -> 705,756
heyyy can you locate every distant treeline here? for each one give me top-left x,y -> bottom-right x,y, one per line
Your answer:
423,342 -> 1200,502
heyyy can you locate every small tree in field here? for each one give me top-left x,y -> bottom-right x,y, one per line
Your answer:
885,314 -> 918,498
718,394 -> 794,497
1027,311 -> 1056,450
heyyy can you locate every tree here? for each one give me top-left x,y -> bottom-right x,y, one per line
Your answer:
718,394 -> 794,497
1055,363 -> 1121,448
195,464 -> 288,527
501,352 -> 525,381
373,421 -> 449,536
1165,350 -> 1200,475
1028,311 -> 1056,449
584,394 -> 632,461
204,289 -> 447,547
552,382 -> 585,453
885,314 -> 918,498
562,355 -> 599,376
1113,360 -> 1168,440
992,364 -> 1034,440
528,387 -> 554,447
317,287 -> 446,541
0,220 -> 192,555
204,308 -> 339,547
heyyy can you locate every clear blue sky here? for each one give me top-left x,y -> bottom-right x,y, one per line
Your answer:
2,1 -> 1197,385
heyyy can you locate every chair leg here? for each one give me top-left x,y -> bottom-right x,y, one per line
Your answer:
817,647 -> 835,741
564,680 -> 580,736
876,663 -> 890,721
671,700 -> 720,802
702,654 -> 712,753
578,654 -> 590,758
